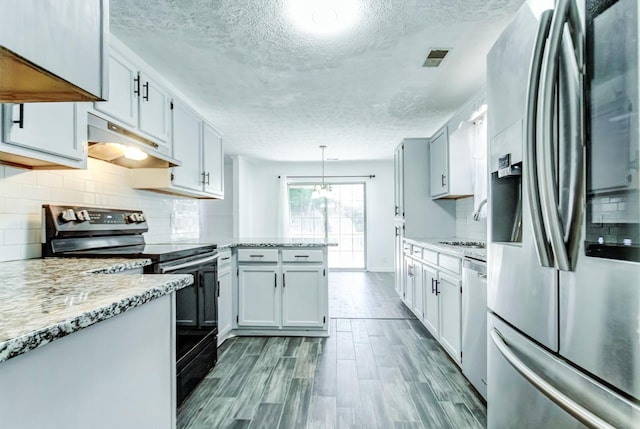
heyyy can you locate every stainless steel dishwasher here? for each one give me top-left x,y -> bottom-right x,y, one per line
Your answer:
462,257 -> 487,400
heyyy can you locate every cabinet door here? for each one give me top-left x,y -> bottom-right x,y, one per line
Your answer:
93,51 -> 139,128
404,256 -> 414,308
171,101 -> 203,192
176,267 -> 199,327
281,266 -> 324,328
198,267 -> 217,328
439,271 -> 462,363
423,264 -> 439,337
3,102 -> 83,162
202,123 -> 224,197
430,128 -> 449,197
238,265 -> 280,327
138,72 -> 171,146
394,145 -> 404,218
217,267 -> 233,337
412,260 -> 424,319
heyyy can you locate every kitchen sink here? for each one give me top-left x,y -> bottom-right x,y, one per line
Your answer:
438,241 -> 486,249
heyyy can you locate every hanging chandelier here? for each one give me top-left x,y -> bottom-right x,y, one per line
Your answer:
311,145 -> 332,199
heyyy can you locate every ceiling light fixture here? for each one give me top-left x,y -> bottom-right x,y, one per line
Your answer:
312,145 -> 332,199
286,0 -> 360,35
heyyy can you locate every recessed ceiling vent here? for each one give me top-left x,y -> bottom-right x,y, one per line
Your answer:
423,49 -> 450,67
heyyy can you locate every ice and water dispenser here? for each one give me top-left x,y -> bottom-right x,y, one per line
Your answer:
490,122 -> 523,244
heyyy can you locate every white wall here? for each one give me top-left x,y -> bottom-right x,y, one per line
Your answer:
0,158 -> 200,262
232,158 -> 395,272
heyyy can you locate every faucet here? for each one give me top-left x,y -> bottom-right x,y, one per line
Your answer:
473,199 -> 488,221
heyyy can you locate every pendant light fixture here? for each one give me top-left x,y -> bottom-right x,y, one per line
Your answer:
312,145 -> 332,199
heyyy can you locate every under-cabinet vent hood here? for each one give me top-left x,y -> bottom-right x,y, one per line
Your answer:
87,113 -> 181,168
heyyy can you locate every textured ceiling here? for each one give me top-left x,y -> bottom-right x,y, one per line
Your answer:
109,0 -> 524,161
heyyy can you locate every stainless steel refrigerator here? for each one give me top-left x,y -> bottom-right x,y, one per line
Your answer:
487,0 -> 640,427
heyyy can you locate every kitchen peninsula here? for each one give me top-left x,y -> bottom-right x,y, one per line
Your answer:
0,258 -> 193,429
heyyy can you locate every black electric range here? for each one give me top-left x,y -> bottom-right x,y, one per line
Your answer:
42,204 -> 219,405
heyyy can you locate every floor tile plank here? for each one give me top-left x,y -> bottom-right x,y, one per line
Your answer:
262,357 -> 296,403
278,377 -> 313,429
248,403 -> 283,429
307,395 -> 337,429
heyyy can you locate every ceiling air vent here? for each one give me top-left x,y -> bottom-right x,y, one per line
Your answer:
423,49 -> 450,67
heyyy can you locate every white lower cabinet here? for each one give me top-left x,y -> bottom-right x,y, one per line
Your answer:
403,255 -> 415,309
238,265 -> 280,327
217,252 -> 233,342
423,264 -> 440,337
234,247 -> 328,334
438,271 -> 462,363
1,102 -> 86,168
281,266 -> 324,328
412,259 -> 424,319
400,239 -> 463,365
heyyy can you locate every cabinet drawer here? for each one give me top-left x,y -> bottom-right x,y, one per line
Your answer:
422,249 -> 438,265
282,249 -> 323,263
403,243 -> 412,254
217,250 -> 232,268
237,249 -> 278,262
439,253 -> 461,274
412,247 -> 423,259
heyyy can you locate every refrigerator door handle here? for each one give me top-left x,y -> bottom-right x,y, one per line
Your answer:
537,0 -> 583,272
490,329 -> 617,429
526,9 -> 554,268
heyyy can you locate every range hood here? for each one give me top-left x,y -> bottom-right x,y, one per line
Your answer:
87,113 -> 181,168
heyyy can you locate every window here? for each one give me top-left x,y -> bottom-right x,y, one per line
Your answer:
288,183 -> 366,269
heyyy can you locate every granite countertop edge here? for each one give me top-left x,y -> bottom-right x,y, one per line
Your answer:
216,241 -> 338,250
0,259 -> 194,364
403,237 -> 487,262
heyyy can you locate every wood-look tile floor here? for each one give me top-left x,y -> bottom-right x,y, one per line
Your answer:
178,272 -> 486,429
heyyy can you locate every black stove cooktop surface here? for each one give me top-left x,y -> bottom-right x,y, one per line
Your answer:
63,243 -> 217,262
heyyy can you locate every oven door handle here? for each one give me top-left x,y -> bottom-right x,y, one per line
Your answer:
160,254 -> 218,273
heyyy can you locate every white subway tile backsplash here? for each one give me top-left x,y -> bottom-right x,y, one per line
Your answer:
455,196 -> 487,241
0,159 -> 200,262
36,172 -> 64,189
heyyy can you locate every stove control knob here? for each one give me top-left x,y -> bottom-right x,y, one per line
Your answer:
76,210 -> 90,222
127,213 -> 140,223
59,209 -> 77,223
138,213 -> 146,222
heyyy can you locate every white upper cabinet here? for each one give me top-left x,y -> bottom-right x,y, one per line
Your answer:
171,100 -> 202,192
430,126 -> 473,199
0,0 -> 108,102
1,102 -> 86,168
131,98 -> 224,199
94,50 -> 139,128
202,123 -> 224,197
92,39 -> 172,153
138,72 -> 171,146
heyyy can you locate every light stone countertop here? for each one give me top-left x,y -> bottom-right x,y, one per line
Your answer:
0,258 -> 193,364
403,237 -> 487,262
173,237 -> 338,250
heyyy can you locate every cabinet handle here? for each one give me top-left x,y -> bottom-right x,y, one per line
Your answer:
13,104 -> 24,128
201,172 -> 207,185
431,278 -> 435,294
478,272 -> 487,279
206,172 -> 210,185
143,81 -> 149,101
395,205 -> 399,216
282,273 -> 286,288
133,76 -> 140,96
395,226 -> 399,237
250,254 -> 265,258
274,272 -> 277,288
221,257 -> 230,261
435,280 -> 440,295
294,255 -> 309,259
441,174 -> 447,187
217,280 -> 220,297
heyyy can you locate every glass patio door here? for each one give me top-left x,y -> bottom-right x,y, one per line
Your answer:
288,183 -> 366,269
